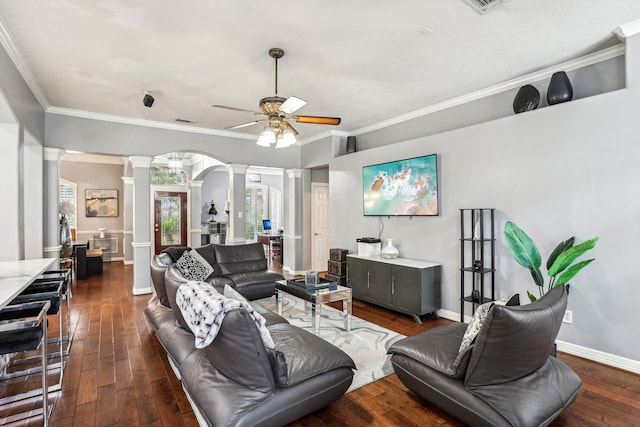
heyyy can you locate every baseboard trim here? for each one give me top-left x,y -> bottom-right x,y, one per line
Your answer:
556,340 -> 640,375
132,286 -> 152,296
436,308 -> 472,324
437,308 -> 640,374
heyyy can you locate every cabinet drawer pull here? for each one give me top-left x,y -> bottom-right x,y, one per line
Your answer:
367,271 -> 371,288
392,275 -> 395,294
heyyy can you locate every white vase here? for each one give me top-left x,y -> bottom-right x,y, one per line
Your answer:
381,238 -> 400,259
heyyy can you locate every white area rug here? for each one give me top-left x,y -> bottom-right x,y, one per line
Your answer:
256,295 -> 405,392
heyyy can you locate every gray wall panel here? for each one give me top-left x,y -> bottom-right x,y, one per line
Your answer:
330,86 -> 640,362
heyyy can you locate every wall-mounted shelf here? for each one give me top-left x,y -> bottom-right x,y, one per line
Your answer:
460,208 -> 496,321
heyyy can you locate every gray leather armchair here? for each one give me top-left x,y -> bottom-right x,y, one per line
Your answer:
388,285 -> 581,427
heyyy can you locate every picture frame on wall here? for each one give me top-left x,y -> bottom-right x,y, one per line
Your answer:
86,189 -> 118,217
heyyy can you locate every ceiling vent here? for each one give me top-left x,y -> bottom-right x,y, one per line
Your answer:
463,0 -> 504,14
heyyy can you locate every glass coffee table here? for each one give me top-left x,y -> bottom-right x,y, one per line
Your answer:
275,279 -> 352,335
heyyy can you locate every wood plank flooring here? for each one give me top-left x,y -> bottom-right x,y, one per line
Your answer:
3,261 -> 639,426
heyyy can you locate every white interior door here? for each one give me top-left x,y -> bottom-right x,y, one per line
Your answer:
311,183 -> 330,272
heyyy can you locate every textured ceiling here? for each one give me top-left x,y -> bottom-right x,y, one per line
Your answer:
0,1 -> 639,143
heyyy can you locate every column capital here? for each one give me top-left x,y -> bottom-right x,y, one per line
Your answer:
189,179 -> 204,188
122,176 -> 134,185
227,164 -> 249,175
129,156 -> 153,169
286,169 -> 303,179
44,147 -> 64,162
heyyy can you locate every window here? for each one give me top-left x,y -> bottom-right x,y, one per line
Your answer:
59,179 -> 77,228
150,165 -> 187,185
245,184 -> 281,240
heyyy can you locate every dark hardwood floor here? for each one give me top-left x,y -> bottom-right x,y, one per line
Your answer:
3,261 -> 639,426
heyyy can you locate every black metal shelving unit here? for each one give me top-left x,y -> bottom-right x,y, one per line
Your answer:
460,208 -> 495,321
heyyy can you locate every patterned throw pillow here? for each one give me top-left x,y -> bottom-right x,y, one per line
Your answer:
458,295 -> 515,354
176,249 -> 214,281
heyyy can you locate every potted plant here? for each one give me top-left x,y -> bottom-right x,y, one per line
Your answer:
504,221 -> 598,302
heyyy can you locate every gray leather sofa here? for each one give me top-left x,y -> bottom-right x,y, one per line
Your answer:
145,243 -> 356,426
388,285 -> 581,427
150,242 -> 283,309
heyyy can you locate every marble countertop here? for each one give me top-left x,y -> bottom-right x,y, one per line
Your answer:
0,258 -> 56,309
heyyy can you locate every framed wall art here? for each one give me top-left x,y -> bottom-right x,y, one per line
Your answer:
85,189 -> 119,217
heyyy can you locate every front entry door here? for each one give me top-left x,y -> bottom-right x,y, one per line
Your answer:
154,191 -> 188,254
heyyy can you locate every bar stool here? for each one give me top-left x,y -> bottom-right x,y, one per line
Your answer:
2,279 -> 65,391
34,268 -> 73,356
0,301 -> 52,426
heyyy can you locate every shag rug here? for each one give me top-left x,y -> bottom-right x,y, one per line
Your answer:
256,295 -> 405,392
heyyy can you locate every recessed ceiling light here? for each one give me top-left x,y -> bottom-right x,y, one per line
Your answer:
175,118 -> 195,123
418,26 -> 433,36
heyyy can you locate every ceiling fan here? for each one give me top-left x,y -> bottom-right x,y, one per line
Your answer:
212,48 -> 341,147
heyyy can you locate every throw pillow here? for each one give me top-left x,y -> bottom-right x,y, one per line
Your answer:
458,295 -> 517,354
176,249 -> 214,281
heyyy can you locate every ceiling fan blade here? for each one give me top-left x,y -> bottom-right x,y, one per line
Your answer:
226,119 -> 265,130
212,104 -> 264,116
279,96 -> 307,115
293,116 -> 341,125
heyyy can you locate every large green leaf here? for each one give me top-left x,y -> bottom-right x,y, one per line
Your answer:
556,258 -> 595,285
548,237 -> 599,277
546,237 -> 575,271
504,222 -> 541,270
529,267 -> 544,288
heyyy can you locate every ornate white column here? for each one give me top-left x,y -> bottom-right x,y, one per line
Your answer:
129,156 -> 153,295
121,176 -> 134,265
190,180 -> 203,247
226,164 -> 248,245
43,148 -> 64,262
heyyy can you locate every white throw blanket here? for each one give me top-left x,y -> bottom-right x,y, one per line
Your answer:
176,281 -> 275,349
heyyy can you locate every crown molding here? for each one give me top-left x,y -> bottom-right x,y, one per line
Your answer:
297,129 -> 350,145
351,44 -> 625,136
614,18 -> 640,40
47,106 -> 257,140
0,20 -> 49,109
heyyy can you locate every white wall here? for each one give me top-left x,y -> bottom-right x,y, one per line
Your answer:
330,85 -> 640,364
200,170 -> 229,224
23,131 -> 43,258
0,124 -> 21,260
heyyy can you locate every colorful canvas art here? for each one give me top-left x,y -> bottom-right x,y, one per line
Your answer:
363,154 -> 438,216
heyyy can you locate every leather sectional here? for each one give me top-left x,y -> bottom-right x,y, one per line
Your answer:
144,242 -> 356,426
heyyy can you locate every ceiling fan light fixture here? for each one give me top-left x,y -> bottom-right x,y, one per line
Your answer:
274,128 -> 296,149
257,127 -> 277,147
